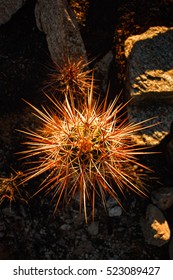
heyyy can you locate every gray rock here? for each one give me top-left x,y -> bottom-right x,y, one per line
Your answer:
141,204 -> 170,247
151,187 -> 173,210
106,197 -> 122,217
125,27 -> 173,146
60,224 -> 71,231
87,221 -> 99,235
95,51 -> 114,92
106,196 -> 119,208
108,206 -> 122,217
125,26 -> 173,104
0,0 -> 26,25
35,0 -> 87,64
127,103 -> 172,146
158,122 -> 173,166
73,240 -> 94,257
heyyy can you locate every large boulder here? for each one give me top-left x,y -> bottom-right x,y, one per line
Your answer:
35,0 -> 87,64
125,27 -> 173,146
0,0 -> 26,25
125,26 -> 173,104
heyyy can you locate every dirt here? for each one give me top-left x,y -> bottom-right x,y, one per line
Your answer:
0,0 -> 173,260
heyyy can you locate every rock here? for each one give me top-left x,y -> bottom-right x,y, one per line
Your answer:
60,224 -> 71,231
87,221 -> 99,235
35,0 -> 87,64
125,27 -> 173,146
108,206 -> 122,217
95,51 -> 114,92
169,236 -> 173,259
151,187 -> 173,210
141,204 -> 170,247
73,240 -> 94,257
155,121 -> 173,168
125,26 -> 173,104
106,197 -> 122,217
155,121 -> 173,162
0,0 -> 26,25
106,197 -> 119,208
127,102 -> 173,146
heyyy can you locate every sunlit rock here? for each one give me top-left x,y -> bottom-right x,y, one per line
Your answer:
141,204 -> 170,247
35,0 -> 87,64
125,26 -> 173,146
125,26 -> 173,104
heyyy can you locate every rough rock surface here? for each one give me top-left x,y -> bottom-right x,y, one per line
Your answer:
95,51 -> 114,92
151,187 -> 173,210
125,26 -> 173,146
106,197 -> 123,217
87,222 -> 99,236
125,26 -> 173,103
141,204 -> 171,247
35,0 -> 87,64
0,0 -> 26,25
127,103 -> 173,146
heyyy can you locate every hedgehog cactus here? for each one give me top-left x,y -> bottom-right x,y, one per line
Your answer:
19,81 -> 152,222
45,57 -> 93,103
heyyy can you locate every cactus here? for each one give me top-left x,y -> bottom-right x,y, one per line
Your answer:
19,80 -> 152,222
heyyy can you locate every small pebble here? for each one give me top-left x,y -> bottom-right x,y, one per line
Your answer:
87,221 -> 99,235
108,206 -> 122,217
